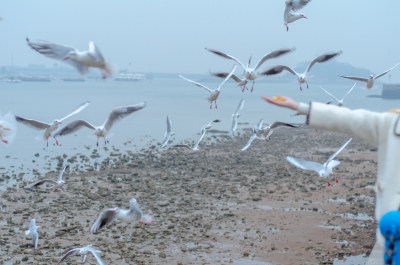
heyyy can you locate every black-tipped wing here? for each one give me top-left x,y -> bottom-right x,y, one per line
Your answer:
31,179 -> 58,187
254,48 -> 295,71
104,102 -> 146,132
56,248 -> 81,265
90,208 -> 118,234
205,48 -> 246,69
285,0 -> 311,11
26,37 -> 75,61
306,51 -> 342,73
339,75 -> 368,83
210,71 -> 244,83
270,122 -> 297,129
179,75 -> 212,92
15,115 -> 50,130
54,120 -> 96,137
261,65 -> 297,76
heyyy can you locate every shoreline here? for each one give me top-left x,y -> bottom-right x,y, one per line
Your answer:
1,126 -> 377,264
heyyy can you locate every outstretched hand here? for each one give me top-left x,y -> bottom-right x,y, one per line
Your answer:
261,95 -> 300,111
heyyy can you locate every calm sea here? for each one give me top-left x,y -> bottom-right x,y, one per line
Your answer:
1,77 -> 399,188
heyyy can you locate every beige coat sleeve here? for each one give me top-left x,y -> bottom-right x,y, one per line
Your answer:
307,102 -> 392,145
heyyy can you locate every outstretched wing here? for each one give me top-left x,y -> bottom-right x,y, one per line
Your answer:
326,138 -> 352,165
375,62 -> 400,80
15,115 -> 50,130
270,122 -> 297,129
260,65 -> 298,76
339,75 -> 368,83
319,86 -> 339,102
104,102 -> 146,132
56,248 -> 80,265
161,115 -> 172,148
179,75 -> 212,92
216,65 -> 237,91
90,208 -> 119,234
234,99 -> 245,115
54,120 -> 96,137
88,41 -> 105,62
306,51 -> 342,73
285,0 -> 311,11
342,83 -> 356,100
241,133 -> 257,151
26,37 -> 75,61
286,156 -> 323,173
58,164 -> 69,182
210,71 -> 244,84
193,129 -> 207,150
205,48 -> 246,70
254,48 -> 295,70
58,101 -> 91,122
31,179 -> 57,187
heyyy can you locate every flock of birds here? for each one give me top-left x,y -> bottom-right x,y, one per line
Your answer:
1,0 -> 400,263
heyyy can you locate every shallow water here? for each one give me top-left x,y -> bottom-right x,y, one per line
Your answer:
333,254 -> 369,265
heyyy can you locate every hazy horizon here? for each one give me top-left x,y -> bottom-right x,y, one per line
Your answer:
1,1 -> 400,81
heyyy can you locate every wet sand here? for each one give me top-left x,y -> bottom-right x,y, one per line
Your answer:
0,125 -> 377,264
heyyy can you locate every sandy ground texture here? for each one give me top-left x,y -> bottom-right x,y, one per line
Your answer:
0,125 -> 378,265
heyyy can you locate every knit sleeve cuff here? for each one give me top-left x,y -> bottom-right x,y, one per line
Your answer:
297,102 -> 311,125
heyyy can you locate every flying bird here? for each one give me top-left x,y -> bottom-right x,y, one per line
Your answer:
284,0 -> 311,31
25,219 -> 40,250
231,99 -> 245,136
161,115 -> 173,148
320,83 -> 356,106
15,101 -> 90,147
210,71 -> 248,91
56,245 -> 104,265
286,138 -> 352,186
53,102 -> 146,147
173,119 -> 220,153
0,112 -> 17,144
26,38 -> 112,79
261,51 -> 342,91
30,164 -> 69,191
90,198 -> 153,234
206,47 -> 294,92
339,63 -> 400,90
241,120 -> 296,151
179,66 -> 237,109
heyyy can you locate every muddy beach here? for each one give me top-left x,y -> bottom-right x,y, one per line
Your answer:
0,125 -> 377,264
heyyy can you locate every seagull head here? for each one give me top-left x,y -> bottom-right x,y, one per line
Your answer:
52,119 -> 62,125
140,214 -> 154,225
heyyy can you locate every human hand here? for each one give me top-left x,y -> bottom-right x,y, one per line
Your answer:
261,95 -> 300,111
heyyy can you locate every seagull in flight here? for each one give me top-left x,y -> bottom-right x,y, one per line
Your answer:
180,66 -> 237,109
320,83 -> 356,106
161,115 -> 173,148
339,63 -> 400,90
30,164 -> 69,191
286,138 -> 352,186
56,245 -> 104,265
241,120 -> 296,151
15,101 -> 90,147
25,219 -> 40,250
206,47 -> 294,92
210,71 -> 248,92
261,51 -> 342,91
90,198 -> 153,234
173,119 -> 220,153
53,102 -> 146,147
231,99 -> 245,136
26,38 -> 113,79
284,0 -> 311,31
0,112 -> 17,144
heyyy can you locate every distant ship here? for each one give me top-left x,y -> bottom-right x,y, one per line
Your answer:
19,74 -> 51,82
382,84 -> 400,99
61,77 -> 85,82
113,73 -> 146,82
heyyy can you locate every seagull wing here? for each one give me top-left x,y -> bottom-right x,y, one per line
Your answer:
205,48 -> 246,70
161,116 -> 172,148
31,179 -> 58,187
58,101 -> 91,122
241,134 -> 257,151
234,99 -> 245,115
210,71 -> 244,83
88,41 -> 105,62
375,62 -> 400,80
172,144 -> 193,150
15,116 -> 50,130
326,138 -> 352,165
319,86 -> 339,102
260,65 -> 298,76
56,248 -> 81,265
53,120 -> 96,137
87,247 -> 105,265
179,75 -> 212,92
103,102 -> 146,132
231,116 -> 238,134
257,119 -> 264,130
58,164 -> 69,182
270,122 -> 297,129
254,48 -> 295,71
342,83 -> 356,100
285,0 -> 311,11
286,156 -> 323,173
26,37 -> 75,61
216,65 -> 237,91
339,75 -> 368,83
193,129 -> 207,150
90,208 -> 119,234
306,51 -> 342,73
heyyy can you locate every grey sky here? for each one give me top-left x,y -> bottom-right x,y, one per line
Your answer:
1,0 -> 400,81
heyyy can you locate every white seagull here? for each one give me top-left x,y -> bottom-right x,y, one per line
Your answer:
179,66 -> 237,109
241,120 -> 296,151
0,112 -> 17,144
53,102 -> 146,147
320,83 -> 356,106
284,0 -> 311,31
286,138 -> 352,186
261,51 -> 342,91
161,115 -> 173,148
210,71 -> 248,91
231,99 -> 245,136
339,63 -> 400,90
173,119 -> 220,152
26,38 -> 112,79
25,219 -> 40,250
90,198 -> 153,234
15,101 -> 90,147
56,245 -> 104,265
206,47 -> 294,92
30,164 -> 69,191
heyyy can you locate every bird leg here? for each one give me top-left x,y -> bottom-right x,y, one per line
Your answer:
1,138 -> 8,144
0,125 -> 10,131
215,101 -> 218,109
285,24 -> 289,31
306,81 -> 309,89
210,102 -> 212,109
299,84 -> 303,91
96,138 -> 99,147
54,136 -> 59,146
46,137 -> 49,147
333,172 -> 338,183
327,177 -> 331,186
104,137 -> 107,145
251,80 -> 255,92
